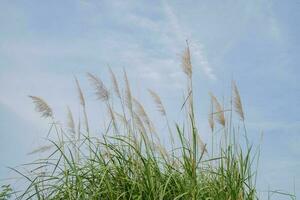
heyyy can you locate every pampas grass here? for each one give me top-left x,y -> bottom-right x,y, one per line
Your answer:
124,69 -> 133,112
148,89 -> 166,116
6,46 -> 271,200
87,72 -> 109,102
75,77 -> 85,107
210,93 -> 226,127
75,77 -> 89,133
133,98 -> 155,134
66,107 -> 75,135
108,67 -> 121,99
232,81 -> 245,121
28,96 -> 53,119
147,89 -> 174,145
181,41 -> 192,79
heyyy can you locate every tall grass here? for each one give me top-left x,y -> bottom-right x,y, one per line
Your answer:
10,45 -> 262,200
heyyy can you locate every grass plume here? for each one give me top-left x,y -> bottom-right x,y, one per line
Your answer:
5,47 -> 278,200
148,89 -> 166,116
108,67 -> 121,99
210,93 -> 226,127
181,41 -> 192,78
232,81 -> 245,121
28,96 -> 53,119
87,72 -> 109,102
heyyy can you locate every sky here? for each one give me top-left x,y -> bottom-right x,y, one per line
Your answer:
0,0 -> 299,199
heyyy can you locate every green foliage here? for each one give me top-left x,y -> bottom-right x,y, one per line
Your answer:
9,46 -> 266,199
0,185 -> 12,200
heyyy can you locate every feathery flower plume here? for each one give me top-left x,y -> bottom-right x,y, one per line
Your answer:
209,93 -> 225,127
181,42 -> 192,78
107,105 -> 118,132
208,96 -> 215,132
196,133 -> 207,153
75,77 -> 85,106
75,77 -> 89,133
208,112 -> 214,133
87,72 -> 109,101
232,81 -> 245,121
108,67 -> 121,99
29,96 -> 53,119
67,107 -> 75,136
123,70 -> 133,112
133,111 -> 147,136
133,98 -> 155,133
148,89 -> 166,116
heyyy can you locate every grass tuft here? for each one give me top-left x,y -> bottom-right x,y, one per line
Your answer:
8,46 -> 266,200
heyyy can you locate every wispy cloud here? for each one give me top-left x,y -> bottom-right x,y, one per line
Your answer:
162,1 -> 217,80
1,1 -> 299,194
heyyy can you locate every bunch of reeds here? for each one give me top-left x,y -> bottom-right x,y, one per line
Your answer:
11,45 -> 261,200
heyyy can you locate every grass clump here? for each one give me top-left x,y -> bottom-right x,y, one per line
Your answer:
11,45 -> 259,200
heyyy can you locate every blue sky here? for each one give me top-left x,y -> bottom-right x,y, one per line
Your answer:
0,0 -> 299,199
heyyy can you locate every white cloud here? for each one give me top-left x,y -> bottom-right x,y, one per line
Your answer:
162,1 -> 217,80
190,42 -> 216,80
